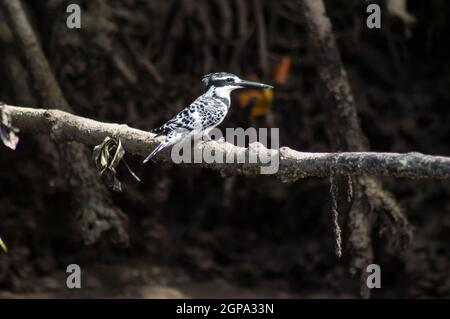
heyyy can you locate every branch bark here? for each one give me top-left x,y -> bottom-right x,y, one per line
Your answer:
3,104 -> 450,181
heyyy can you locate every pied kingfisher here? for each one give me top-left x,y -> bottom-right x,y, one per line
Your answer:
143,72 -> 273,163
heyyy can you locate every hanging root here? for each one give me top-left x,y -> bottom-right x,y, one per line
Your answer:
361,177 -> 413,252
346,174 -> 353,203
329,172 -> 342,258
347,178 -> 374,299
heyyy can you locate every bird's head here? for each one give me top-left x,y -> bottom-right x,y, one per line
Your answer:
202,72 -> 273,93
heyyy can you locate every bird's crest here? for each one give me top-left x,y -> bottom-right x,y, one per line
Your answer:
201,73 -> 213,87
201,72 -> 235,87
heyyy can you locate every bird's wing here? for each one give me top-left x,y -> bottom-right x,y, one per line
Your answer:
153,96 -> 226,135
196,98 -> 228,130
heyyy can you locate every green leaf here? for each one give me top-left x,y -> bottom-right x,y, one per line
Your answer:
0,237 -> 7,253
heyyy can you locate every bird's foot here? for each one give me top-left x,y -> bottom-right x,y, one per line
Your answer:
202,134 -> 212,142
199,134 -> 211,146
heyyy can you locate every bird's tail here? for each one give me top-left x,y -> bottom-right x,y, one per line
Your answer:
151,125 -> 166,137
143,130 -> 187,164
143,141 -> 168,164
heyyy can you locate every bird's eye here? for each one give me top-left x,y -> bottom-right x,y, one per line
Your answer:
226,78 -> 234,83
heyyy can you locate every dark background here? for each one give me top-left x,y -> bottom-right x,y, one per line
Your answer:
0,0 -> 449,298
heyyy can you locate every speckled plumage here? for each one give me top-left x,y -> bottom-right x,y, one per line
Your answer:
143,72 -> 272,163
152,94 -> 228,137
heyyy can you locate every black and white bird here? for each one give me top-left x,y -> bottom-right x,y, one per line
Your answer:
143,72 -> 273,163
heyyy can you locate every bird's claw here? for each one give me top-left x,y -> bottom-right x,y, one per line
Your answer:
202,134 -> 212,142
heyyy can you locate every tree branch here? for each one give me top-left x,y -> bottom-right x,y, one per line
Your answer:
3,103 -> 450,181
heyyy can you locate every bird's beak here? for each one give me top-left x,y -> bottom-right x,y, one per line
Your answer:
239,79 -> 274,89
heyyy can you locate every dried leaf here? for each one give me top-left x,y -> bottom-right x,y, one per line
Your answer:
250,91 -> 272,117
250,103 -> 268,117
0,237 -> 7,253
100,147 -> 109,170
251,89 -> 272,117
109,138 -> 126,171
262,87 -> 273,102
93,136 -> 140,192
273,56 -> 291,84
0,104 -> 20,150
237,89 -> 262,108
238,87 -> 273,117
